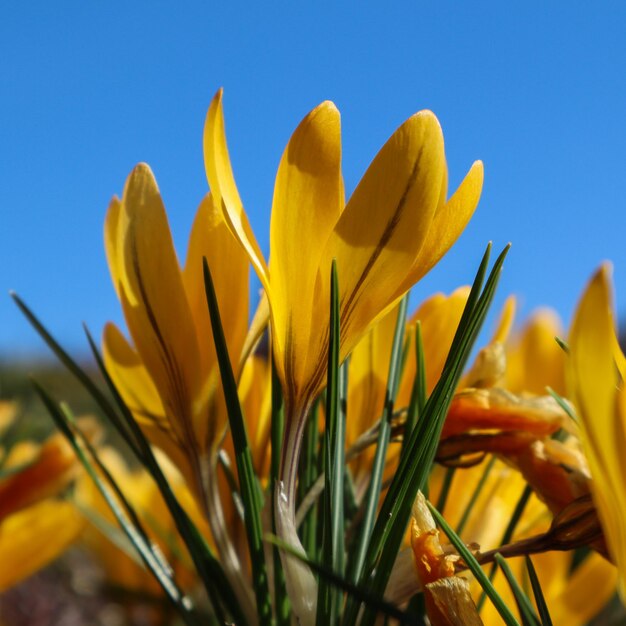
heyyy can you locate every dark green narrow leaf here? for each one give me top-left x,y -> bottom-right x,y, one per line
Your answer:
494,553 -> 541,626
428,504 -> 520,626
402,322 -> 426,461
31,382 -> 200,626
203,258 -> 272,626
478,484 -> 533,612
317,259 -> 342,626
352,244 -> 510,626
435,467 -> 456,514
347,295 -> 408,592
525,556 -> 553,626
82,327 -> 241,623
271,358 -> 291,626
455,455 -> 497,535
11,293 -> 143,460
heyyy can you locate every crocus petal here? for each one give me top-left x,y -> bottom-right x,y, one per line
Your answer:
102,323 -> 198,485
507,308 -> 566,396
0,500 -> 84,592
116,164 -> 203,444
395,161 -> 483,299
104,196 -> 122,297
0,433 -> 78,521
182,193 -> 249,393
490,295 -> 516,345
204,89 -> 270,291
269,101 -> 343,389
102,322 -> 166,426
569,263 -> 626,599
397,287 -> 470,405
550,552 -> 617,625
346,303 -> 399,478
321,110 -> 446,359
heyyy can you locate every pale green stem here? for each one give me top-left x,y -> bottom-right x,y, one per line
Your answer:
275,402 -> 318,626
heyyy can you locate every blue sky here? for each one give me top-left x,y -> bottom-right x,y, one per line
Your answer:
2,3 -> 626,358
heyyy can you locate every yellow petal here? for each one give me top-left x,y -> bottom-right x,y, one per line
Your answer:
397,287 -> 470,404
102,322 -> 166,425
182,193 -> 249,391
104,195 -> 122,297
269,101 -> 343,389
101,322 -> 199,489
549,552 -> 617,625
490,295 -> 517,345
346,303 -> 399,477
322,110 -> 446,358
239,292 -> 270,375
569,263 -> 626,599
395,160 -> 483,298
116,164 -> 202,443
0,499 -> 84,591
204,89 -> 270,291
506,308 -> 566,396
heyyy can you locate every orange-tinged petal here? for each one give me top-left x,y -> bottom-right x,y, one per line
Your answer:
394,160 -> 483,298
182,193 -> 249,390
116,164 -> 203,444
204,89 -> 270,291
269,101 -> 343,388
322,110 -> 446,357
0,499 -> 84,591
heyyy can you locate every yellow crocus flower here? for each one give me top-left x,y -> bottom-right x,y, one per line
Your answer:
0,424 -> 94,591
569,263 -> 626,601
204,90 -> 483,621
102,164 -> 249,506
0,499 -> 84,592
102,165 -> 258,620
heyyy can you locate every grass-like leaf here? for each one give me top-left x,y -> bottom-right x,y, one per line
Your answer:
477,484 -> 533,612
435,467 -> 456,514
347,295 -> 408,590
348,243 -> 510,626
317,259 -> 344,626
494,553 -> 540,626
11,293 -> 143,460
525,556 -> 553,626
203,258 -> 272,626
455,455 -> 496,535
31,382 -> 199,626
546,386 -> 578,423
428,503 -> 520,626
14,295 -> 241,623
82,325 -> 241,622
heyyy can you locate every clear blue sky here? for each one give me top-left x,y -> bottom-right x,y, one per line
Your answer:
2,3 -> 626,358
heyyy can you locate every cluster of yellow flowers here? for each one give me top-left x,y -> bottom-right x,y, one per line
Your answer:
1,90 -> 625,625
